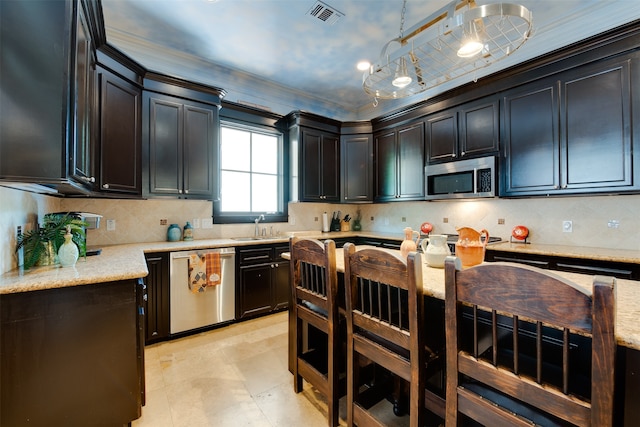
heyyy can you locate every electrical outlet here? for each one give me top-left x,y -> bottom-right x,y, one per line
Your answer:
202,218 -> 213,229
443,217 -> 449,223
401,217 -> 406,222
289,216 -> 296,225
370,216 -> 375,221
607,220 -> 620,229
314,216 -> 319,222
160,219 -> 167,226
192,218 -> 200,228
498,218 -> 505,225
383,217 -> 389,225
107,219 -> 116,231
562,220 -> 572,233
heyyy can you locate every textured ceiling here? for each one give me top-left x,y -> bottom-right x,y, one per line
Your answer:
101,0 -> 640,121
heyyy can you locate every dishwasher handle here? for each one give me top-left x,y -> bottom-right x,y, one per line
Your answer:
171,249 -> 235,260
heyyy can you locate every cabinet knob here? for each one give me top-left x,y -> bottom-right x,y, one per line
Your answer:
461,151 -> 466,156
102,183 -> 110,189
184,189 -> 189,194
179,189 -> 183,194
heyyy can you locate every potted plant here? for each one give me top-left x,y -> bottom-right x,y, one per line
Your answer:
16,213 -> 87,269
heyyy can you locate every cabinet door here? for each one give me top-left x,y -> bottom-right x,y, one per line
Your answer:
561,60 -> 632,191
397,122 -> 425,199
426,110 -> 457,162
341,134 -> 373,202
300,128 -> 322,200
273,259 -> 290,311
374,130 -> 398,201
502,81 -> 560,195
147,94 -> 184,195
320,133 -> 340,201
238,264 -> 273,319
183,104 -> 215,198
71,2 -> 96,187
98,68 -> 141,194
144,253 -> 169,344
300,128 -> 339,201
460,99 -> 499,157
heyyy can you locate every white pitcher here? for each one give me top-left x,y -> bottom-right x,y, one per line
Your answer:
420,234 -> 451,268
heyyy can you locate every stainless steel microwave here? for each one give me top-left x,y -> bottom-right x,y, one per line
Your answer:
425,156 -> 496,200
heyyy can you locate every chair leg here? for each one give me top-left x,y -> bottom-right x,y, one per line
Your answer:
293,317 -> 303,393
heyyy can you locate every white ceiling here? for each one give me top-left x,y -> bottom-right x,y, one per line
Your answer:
101,0 -> 640,121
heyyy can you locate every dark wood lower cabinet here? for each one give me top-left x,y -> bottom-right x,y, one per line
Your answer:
144,252 -> 170,344
0,280 -> 144,426
236,244 -> 289,320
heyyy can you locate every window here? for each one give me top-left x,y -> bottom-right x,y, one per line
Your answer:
214,121 -> 287,223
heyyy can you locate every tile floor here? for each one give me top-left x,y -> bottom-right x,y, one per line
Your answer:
132,311 -> 417,427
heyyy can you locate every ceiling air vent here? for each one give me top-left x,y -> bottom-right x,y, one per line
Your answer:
307,1 -> 344,25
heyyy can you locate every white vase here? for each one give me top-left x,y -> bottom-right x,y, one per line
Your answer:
58,230 -> 79,267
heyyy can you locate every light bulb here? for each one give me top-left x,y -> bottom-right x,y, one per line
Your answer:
457,40 -> 484,58
392,57 -> 412,88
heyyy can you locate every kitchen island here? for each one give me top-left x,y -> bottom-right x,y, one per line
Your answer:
285,243 -> 640,426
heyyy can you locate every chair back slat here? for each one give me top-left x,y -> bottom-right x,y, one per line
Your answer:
445,257 -> 616,427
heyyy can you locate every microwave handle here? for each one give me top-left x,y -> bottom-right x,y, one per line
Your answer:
473,167 -> 478,194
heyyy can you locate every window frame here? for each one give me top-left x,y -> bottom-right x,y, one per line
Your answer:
213,108 -> 288,224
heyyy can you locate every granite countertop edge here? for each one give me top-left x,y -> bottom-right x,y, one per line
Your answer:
2,231 -> 638,295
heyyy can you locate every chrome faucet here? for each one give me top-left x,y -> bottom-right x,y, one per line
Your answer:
254,214 -> 265,236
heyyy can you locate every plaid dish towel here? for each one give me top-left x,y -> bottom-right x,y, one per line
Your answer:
205,252 -> 222,288
188,254 -> 207,293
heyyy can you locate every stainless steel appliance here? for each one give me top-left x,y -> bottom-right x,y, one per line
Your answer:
425,155 -> 496,200
169,248 -> 235,334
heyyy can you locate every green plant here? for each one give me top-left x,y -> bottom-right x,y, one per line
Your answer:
16,213 -> 87,269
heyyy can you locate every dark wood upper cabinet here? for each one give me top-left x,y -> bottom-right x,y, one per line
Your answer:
97,65 -> 142,194
142,76 -> 224,199
282,111 -> 341,202
0,0 -> 102,194
502,57 -> 637,196
426,98 -> 499,163
340,128 -> 373,203
374,121 -> 425,202
300,128 -> 340,202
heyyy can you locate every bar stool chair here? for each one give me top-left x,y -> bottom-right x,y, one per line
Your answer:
444,257 -> 616,427
343,243 -> 444,427
290,237 -> 342,426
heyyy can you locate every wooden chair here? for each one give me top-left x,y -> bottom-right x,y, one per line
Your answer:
343,243 -> 444,427
290,237 -> 342,426
444,257 -> 616,427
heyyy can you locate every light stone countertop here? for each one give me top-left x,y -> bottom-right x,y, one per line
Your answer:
284,246 -> 640,351
3,233 -> 639,349
486,241 -> 640,264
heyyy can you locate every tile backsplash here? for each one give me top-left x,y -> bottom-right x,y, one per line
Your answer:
2,185 -> 639,274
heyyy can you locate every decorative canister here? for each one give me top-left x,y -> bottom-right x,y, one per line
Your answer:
420,234 -> 451,268
183,221 -> 194,241
57,226 -> 79,267
167,224 -> 181,242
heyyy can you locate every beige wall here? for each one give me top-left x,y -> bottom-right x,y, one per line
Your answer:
2,188 -> 639,274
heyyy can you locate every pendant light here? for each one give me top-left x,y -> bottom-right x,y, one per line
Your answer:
362,0 -> 533,102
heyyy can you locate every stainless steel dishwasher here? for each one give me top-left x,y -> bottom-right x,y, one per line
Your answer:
169,247 -> 235,334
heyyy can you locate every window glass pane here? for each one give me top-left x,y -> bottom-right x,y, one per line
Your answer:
221,170 -> 250,211
221,127 -> 250,171
218,122 -> 284,220
252,133 -> 278,174
252,174 -> 278,212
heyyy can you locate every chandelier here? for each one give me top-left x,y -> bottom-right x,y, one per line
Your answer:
363,0 -> 533,101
